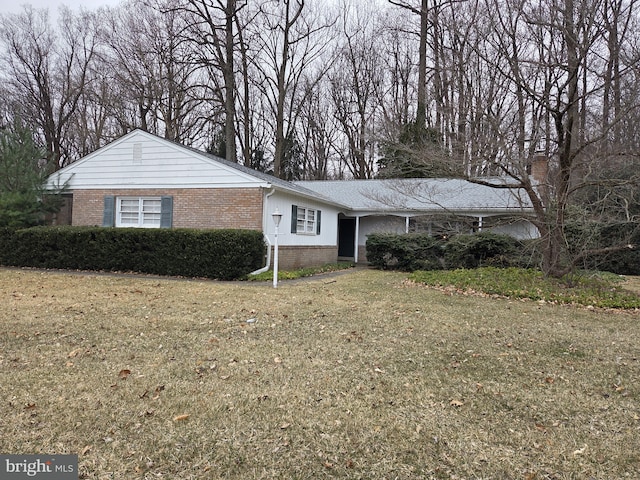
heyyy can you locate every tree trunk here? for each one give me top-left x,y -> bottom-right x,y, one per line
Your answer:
224,0 -> 237,163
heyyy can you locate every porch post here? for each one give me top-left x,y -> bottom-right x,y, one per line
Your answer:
405,216 -> 409,233
354,216 -> 360,263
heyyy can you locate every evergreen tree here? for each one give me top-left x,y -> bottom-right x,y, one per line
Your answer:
206,125 -> 227,159
0,122 -> 62,227
377,121 -> 460,178
280,130 -> 304,181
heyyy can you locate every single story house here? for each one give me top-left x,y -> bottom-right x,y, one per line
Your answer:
46,129 -> 539,270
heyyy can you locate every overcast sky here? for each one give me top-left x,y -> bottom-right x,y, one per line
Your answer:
0,0 -> 123,15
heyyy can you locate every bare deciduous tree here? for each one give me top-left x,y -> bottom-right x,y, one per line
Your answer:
329,3 -> 383,179
0,6 -> 101,169
251,0 -> 335,178
178,0 -> 246,161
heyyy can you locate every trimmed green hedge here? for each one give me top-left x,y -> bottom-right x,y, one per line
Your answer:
0,226 -> 266,280
366,232 -> 535,271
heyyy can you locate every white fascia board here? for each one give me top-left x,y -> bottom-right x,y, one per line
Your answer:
341,207 -> 536,217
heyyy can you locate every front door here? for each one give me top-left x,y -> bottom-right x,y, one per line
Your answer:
338,217 -> 356,257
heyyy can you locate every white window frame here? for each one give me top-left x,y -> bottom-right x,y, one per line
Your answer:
116,197 -> 162,228
296,206 -> 317,234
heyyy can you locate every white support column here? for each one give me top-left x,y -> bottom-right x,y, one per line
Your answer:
354,216 -> 360,263
405,216 -> 410,233
478,216 -> 483,232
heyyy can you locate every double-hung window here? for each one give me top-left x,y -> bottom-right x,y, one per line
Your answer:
117,197 -> 162,227
103,195 -> 172,228
291,205 -> 321,235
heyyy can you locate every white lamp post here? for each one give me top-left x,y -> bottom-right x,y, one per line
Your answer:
272,208 -> 283,288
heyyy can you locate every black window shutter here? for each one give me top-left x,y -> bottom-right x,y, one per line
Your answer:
160,196 -> 173,228
316,210 -> 321,235
291,205 -> 298,233
102,196 -> 115,227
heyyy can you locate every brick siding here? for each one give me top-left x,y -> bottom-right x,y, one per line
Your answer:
71,188 -> 264,230
273,246 -> 338,270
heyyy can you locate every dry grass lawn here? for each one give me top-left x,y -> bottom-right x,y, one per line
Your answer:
1,267 -> 639,479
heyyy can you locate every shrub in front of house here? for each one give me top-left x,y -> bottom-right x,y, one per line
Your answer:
442,232 -> 526,269
366,233 -> 445,271
0,226 -> 266,280
564,220 -> 640,275
366,232 -> 533,272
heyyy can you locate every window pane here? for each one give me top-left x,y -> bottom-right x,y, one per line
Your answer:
294,207 -> 317,234
120,199 -> 139,213
142,214 -> 161,226
120,213 -> 139,225
119,199 -> 139,225
141,199 -> 161,225
142,199 -> 161,213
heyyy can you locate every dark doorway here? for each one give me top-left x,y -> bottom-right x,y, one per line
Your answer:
338,217 -> 356,257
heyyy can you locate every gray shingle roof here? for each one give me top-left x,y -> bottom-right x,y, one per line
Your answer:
295,178 -> 533,214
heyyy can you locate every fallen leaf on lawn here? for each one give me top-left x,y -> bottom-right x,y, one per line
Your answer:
68,348 -> 82,358
173,414 -> 190,422
81,445 -> 92,456
450,399 -> 464,407
573,445 -> 587,455
273,357 -> 282,364
24,403 -> 36,410
280,422 -> 291,429
118,369 -> 131,379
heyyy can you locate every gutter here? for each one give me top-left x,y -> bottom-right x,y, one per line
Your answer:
249,186 -> 275,276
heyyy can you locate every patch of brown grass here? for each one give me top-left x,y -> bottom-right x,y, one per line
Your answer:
622,276 -> 640,295
1,268 -> 639,479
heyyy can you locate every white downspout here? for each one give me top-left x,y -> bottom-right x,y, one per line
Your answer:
249,187 -> 275,275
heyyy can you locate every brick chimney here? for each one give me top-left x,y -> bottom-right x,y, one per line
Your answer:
530,153 -> 548,184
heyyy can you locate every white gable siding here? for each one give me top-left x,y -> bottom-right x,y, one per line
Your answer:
48,131 -> 266,190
